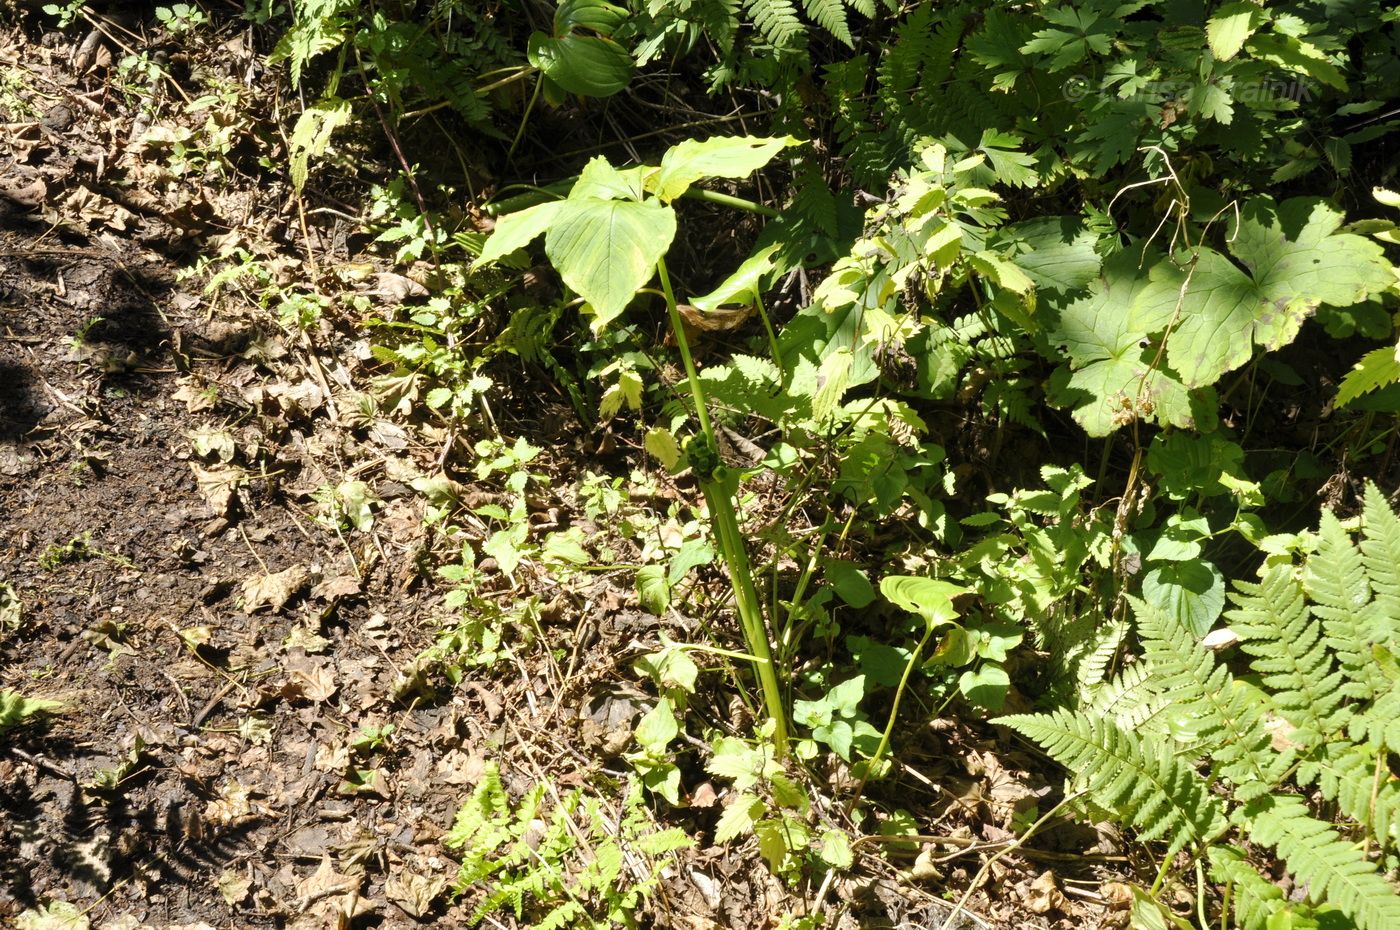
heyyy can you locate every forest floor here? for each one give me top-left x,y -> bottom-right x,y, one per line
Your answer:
0,13 -> 1130,930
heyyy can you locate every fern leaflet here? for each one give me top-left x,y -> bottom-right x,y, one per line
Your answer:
1307,508 -> 1381,700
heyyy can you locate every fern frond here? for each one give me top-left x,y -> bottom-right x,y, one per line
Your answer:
801,0 -> 853,46
1244,793 -> 1400,930
999,708 -> 1227,855
1351,686 -> 1400,753
1337,344 -> 1400,407
1359,482 -> 1400,649
1228,565 -> 1346,748
1075,618 -> 1126,695
1136,598 -> 1289,800
1307,508 -> 1380,700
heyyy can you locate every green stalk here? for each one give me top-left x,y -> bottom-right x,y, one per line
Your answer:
843,618 -> 935,816
657,257 -> 789,758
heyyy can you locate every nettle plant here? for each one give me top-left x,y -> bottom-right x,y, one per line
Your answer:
474,135 -> 803,753
1002,484 -> 1400,930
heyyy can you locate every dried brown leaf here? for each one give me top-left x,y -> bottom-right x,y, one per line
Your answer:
242,564 -> 312,612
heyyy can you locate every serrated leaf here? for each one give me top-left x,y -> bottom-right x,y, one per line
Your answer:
1247,33 -> 1347,91
545,197 -> 676,330
1001,216 -> 1101,293
1143,198 -> 1393,389
289,96 -> 352,192
1337,345 -> 1400,407
978,129 -> 1040,188
1047,247 -> 1201,436
1207,2 -> 1267,60
644,426 -> 682,469
714,793 -> 764,844
819,829 -> 854,869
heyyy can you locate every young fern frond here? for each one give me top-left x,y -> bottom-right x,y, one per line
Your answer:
1243,794 -> 1400,930
1227,565 -> 1346,748
801,0 -> 853,46
746,0 -> 805,49
999,708 -> 1227,856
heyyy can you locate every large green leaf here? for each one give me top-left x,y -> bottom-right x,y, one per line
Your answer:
554,0 -> 627,35
570,155 -> 647,201
650,136 -> 801,204
880,575 -> 968,627
545,198 -> 676,330
527,32 -> 634,98
1048,247 -> 1203,436
1142,198 -> 1393,388
999,216 -> 1101,294
1206,2 -> 1267,61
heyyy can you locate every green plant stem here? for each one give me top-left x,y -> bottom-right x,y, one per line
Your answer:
684,187 -> 780,217
843,619 -> 935,817
754,296 -> 784,369
484,182 -> 779,218
505,73 -> 543,166
657,257 -> 788,758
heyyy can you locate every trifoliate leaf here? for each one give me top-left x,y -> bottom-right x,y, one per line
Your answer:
978,129 -> 1039,188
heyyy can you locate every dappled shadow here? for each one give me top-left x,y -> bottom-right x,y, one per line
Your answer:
0,731 -> 264,914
